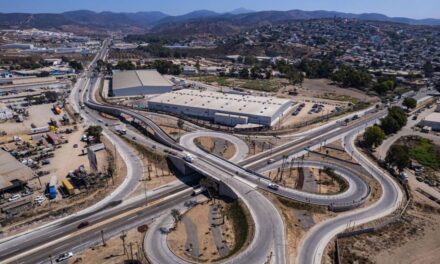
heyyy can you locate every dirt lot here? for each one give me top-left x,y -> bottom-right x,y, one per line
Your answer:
332,194 -> 440,264
1,103 -> 59,135
161,125 -> 186,141
195,136 -> 236,160
2,134 -> 127,236
27,127 -> 108,191
264,167 -> 342,194
168,200 -> 236,262
264,191 -> 334,263
281,101 -> 341,128
75,225 -> 147,264
122,138 -> 178,198
292,79 -> 377,103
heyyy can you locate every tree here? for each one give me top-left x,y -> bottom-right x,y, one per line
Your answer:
115,60 -> 135,70
435,81 -> 440,93
373,80 -> 395,95
423,61 -> 434,77
388,106 -> 407,127
385,145 -> 411,172
153,60 -> 181,75
265,69 -> 272,79
68,60 -> 84,71
177,118 -> 184,132
171,209 -> 182,222
239,67 -> 249,79
331,66 -> 371,88
86,126 -> 103,143
250,66 -> 260,79
403,97 -> 417,109
363,126 -> 385,149
380,116 -> 401,135
286,70 -> 304,85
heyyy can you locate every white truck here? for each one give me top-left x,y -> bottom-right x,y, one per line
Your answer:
115,125 -> 127,135
183,152 -> 195,163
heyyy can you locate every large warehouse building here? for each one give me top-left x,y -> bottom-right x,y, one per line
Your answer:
111,70 -> 173,97
148,89 -> 293,127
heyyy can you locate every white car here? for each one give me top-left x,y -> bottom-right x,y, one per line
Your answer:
8,194 -> 21,202
267,183 -> 279,191
56,252 -> 73,262
35,195 -> 46,203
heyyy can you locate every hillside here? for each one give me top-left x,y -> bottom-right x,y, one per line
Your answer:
0,9 -> 438,33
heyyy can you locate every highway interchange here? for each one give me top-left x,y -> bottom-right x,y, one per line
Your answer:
0,40 -> 406,264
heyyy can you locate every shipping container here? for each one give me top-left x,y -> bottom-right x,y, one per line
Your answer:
29,126 -> 50,135
62,179 -> 74,195
49,175 -> 57,199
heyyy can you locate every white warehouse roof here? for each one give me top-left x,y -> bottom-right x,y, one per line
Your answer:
112,70 -> 173,91
424,112 -> 440,123
149,89 -> 293,118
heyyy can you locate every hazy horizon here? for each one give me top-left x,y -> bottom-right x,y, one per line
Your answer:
1,0 -> 439,20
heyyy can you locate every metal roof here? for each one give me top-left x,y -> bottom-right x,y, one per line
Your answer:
149,89 -> 293,118
112,70 -> 173,90
424,112 -> 440,123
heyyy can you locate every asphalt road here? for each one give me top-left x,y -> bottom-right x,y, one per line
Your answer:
296,129 -> 404,264
20,189 -> 195,264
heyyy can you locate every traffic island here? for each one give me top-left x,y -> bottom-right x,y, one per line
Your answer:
167,197 -> 254,263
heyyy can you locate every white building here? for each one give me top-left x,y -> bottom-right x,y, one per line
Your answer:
419,112 -> 440,131
0,43 -> 34,50
111,70 -> 173,97
148,89 -> 293,127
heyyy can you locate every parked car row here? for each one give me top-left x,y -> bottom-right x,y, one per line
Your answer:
308,103 -> 324,114
292,103 -> 306,116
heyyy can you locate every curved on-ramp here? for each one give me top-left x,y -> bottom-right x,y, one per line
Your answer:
181,131 -> 370,210
180,131 -> 249,163
296,129 -> 404,264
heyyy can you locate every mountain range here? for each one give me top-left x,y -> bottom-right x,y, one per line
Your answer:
0,9 -> 439,33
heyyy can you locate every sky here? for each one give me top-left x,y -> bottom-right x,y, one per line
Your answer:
0,0 -> 439,19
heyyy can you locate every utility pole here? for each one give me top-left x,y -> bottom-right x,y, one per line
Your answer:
101,230 -> 106,246
144,180 -> 148,203
120,231 -> 127,255
130,242 -> 134,261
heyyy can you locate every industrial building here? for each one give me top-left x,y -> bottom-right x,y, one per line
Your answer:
419,112 -> 440,131
0,43 -> 34,50
111,70 -> 173,97
148,89 -> 293,127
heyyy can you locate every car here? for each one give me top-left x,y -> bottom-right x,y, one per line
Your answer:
73,144 -> 78,148
8,194 -> 21,202
77,221 -> 89,229
22,190 -> 33,197
97,119 -> 103,123
34,195 -> 46,203
132,136 -> 136,140
56,252 -> 73,262
416,177 -> 423,182
267,183 -> 279,191
267,159 -> 275,164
